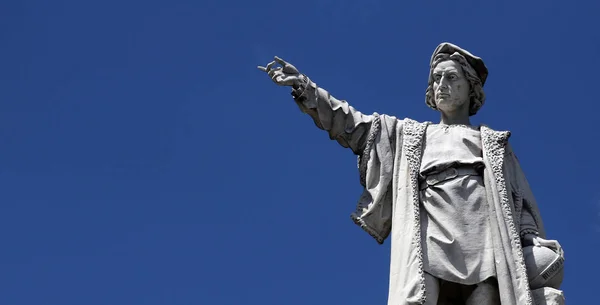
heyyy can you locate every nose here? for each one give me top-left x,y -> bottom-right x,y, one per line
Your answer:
438,76 -> 449,89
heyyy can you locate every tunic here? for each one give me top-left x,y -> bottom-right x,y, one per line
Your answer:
419,124 -> 496,285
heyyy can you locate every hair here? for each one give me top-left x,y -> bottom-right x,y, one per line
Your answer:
425,52 -> 486,116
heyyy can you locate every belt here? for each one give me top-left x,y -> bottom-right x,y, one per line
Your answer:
419,166 -> 481,191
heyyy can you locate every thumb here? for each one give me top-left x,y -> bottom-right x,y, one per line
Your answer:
532,237 -> 541,247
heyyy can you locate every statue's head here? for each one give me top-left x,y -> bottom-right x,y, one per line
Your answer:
425,43 -> 488,116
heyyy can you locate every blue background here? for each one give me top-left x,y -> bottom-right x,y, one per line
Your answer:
1,0 -> 598,304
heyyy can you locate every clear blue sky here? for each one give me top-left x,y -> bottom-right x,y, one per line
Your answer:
1,0 -> 598,304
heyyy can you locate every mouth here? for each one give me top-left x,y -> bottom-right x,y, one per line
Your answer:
437,93 -> 450,98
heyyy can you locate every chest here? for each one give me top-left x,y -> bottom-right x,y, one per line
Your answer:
420,125 -> 484,174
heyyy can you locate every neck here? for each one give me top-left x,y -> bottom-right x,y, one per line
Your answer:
439,109 -> 471,125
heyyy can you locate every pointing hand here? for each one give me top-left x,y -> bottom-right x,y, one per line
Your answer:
258,56 -> 303,87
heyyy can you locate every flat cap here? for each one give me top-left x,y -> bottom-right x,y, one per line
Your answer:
430,42 -> 488,86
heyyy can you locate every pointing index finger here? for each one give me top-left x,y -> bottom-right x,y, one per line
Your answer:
265,60 -> 276,71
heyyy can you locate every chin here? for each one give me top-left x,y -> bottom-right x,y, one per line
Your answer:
436,100 -> 466,111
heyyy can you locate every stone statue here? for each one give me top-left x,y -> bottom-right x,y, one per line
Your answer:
258,43 -> 565,305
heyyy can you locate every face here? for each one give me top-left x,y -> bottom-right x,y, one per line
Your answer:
432,60 -> 471,114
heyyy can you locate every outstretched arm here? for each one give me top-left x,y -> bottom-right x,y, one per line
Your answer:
258,57 -> 376,155
259,57 -> 400,243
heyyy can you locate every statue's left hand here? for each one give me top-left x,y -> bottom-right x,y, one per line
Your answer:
522,234 -> 564,257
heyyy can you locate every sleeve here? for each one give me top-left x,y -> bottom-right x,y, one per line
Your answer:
292,75 -> 402,244
506,144 -> 547,239
350,115 -> 401,244
291,75 -> 375,156
519,208 -> 540,237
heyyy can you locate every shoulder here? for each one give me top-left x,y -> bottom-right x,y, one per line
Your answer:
377,115 -> 426,130
480,124 -> 512,146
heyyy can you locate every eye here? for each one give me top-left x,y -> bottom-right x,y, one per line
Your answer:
433,74 -> 441,82
449,74 -> 458,80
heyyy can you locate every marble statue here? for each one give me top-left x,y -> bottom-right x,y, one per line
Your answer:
258,43 -> 565,305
